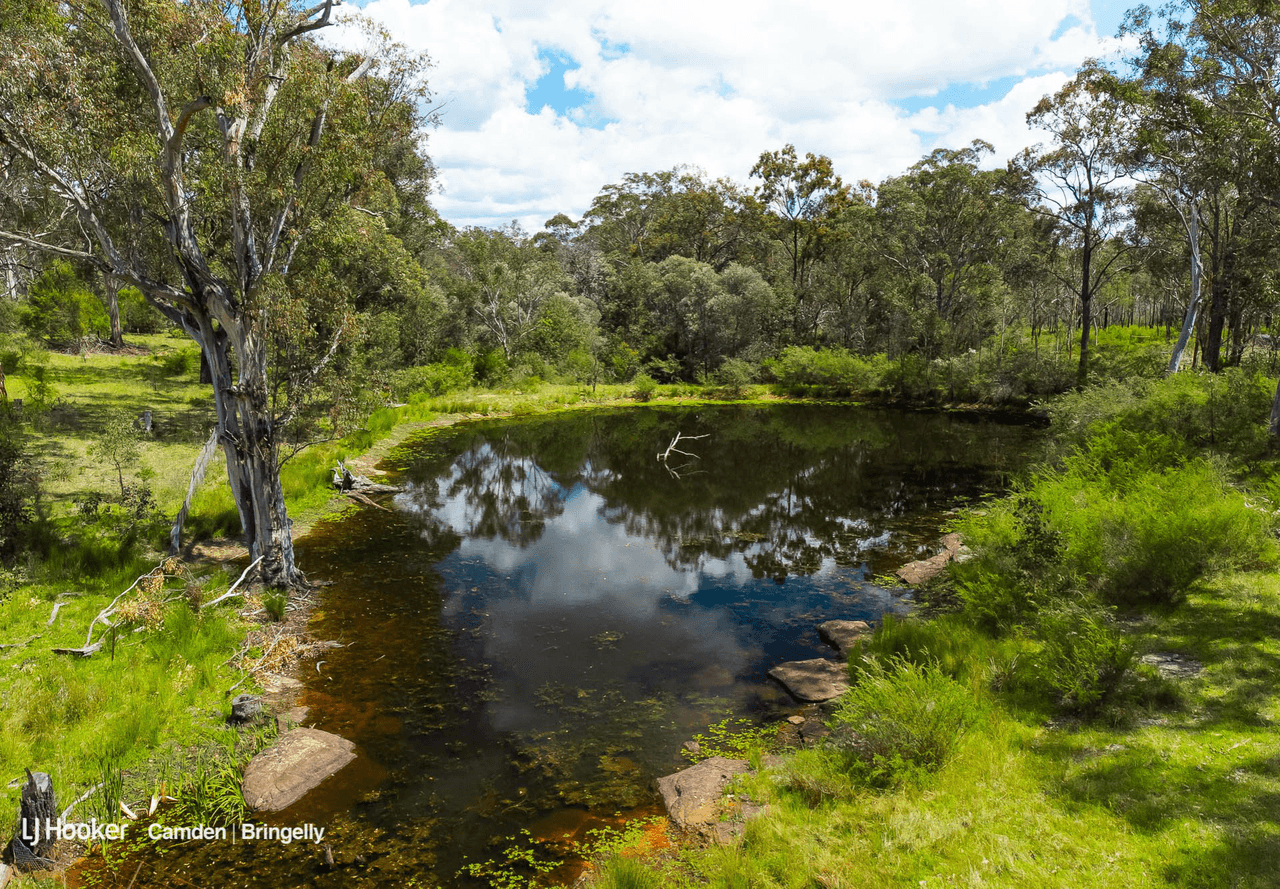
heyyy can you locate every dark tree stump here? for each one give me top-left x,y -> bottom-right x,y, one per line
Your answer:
8,769 -> 57,866
231,694 -> 263,724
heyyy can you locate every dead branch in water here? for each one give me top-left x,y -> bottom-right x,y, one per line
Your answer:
657,432 -> 709,463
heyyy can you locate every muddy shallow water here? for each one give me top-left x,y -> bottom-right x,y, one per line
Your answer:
73,404 -> 1042,888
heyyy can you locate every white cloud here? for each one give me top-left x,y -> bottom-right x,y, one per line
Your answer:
336,0 -> 1129,230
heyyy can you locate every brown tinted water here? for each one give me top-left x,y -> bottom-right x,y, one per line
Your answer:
72,404 -> 1042,888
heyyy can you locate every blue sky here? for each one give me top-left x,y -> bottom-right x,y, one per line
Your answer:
335,0 -> 1139,230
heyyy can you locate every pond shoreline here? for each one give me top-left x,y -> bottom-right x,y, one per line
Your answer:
48,393 -> 1040,888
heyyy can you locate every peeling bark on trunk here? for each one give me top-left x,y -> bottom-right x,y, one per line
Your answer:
192,315 -> 304,588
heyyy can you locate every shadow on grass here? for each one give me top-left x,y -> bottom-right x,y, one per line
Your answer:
1044,573 -> 1280,887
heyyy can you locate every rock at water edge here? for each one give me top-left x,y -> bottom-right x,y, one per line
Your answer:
656,757 -> 752,831
768,659 -> 850,703
817,620 -> 872,656
242,728 -> 356,812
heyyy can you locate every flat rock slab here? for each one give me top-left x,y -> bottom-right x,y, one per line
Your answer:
768,659 -> 850,702
1140,652 -> 1204,679
817,620 -> 872,656
895,533 -> 972,584
656,757 -> 752,831
895,551 -> 951,585
242,728 -> 356,812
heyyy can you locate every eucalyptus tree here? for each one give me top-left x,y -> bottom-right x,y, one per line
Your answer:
750,145 -> 851,336
0,0 -> 436,586
451,224 -> 571,364
1020,70 -> 1137,382
875,140 -> 1028,355
581,167 -> 764,272
1148,0 -> 1280,429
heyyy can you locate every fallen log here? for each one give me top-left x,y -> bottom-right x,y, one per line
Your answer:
333,460 -> 401,494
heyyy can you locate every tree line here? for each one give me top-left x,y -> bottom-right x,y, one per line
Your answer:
2,0 -> 1280,585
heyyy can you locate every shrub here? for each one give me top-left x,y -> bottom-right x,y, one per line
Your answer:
953,494 -> 1069,631
765,346 -> 884,397
1039,457 -> 1275,605
1019,603 -> 1132,714
712,357 -> 755,398
473,348 -> 509,385
631,372 -> 658,402
857,613 -> 994,684
390,362 -> 473,401
21,260 -> 109,345
831,656 -> 980,787
0,416 -> 35,563
117,286 -> 166,334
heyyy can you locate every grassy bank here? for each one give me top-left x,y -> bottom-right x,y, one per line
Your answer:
580,367 -> 1280,889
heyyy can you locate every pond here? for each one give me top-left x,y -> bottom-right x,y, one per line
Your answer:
76,404 -> 1042,888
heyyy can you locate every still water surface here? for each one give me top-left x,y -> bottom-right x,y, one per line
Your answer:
79,404 -> 1042,888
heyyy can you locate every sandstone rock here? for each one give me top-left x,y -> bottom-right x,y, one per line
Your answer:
656,757 -> 752,831
897,532 -> 972,583
895,551 -> 951,585
262,673 -> 304,693
276,706 -> 310,734
799,716 -> 830,747
817,620 -> 872,656
768,659 -> 850,702
242,728 -> 356,812
786,715 -> 805,726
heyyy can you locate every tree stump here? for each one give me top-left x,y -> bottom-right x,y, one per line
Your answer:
231,694 -> 263,724
7,769 -> 57,867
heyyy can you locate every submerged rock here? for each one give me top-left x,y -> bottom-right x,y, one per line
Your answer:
817,620 -> 872,657
242,728 -> 357,812
895,532 -> 971,584
768,659 -> 850,702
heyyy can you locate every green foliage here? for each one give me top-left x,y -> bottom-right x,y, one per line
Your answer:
682,717 -> 776,762
391,362 -> 473,401
1036,456 -> 1275,605
857,614 -> 996,684
117,286 -> 166,334
589,857 -> 665,889
457,829 -> 561,889
0,413 -> 36,563
1046,368 -> 1274,468
765,346 -> 884,397
474,349 -> 509,385
88,408 -> 142,499
22,261 -> 110,345
171,757 -> 248,827
832,657 -> 980,787
1018,603 -> 1132,714
710,357 -> 754,398
630,372 -> 657,402
262,589 -> 287,622
953,494 -> 1067,631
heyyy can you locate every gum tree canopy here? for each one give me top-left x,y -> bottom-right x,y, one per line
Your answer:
0,0 -> 434,585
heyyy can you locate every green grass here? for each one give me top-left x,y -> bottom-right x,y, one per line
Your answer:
577,572 -> 1280,889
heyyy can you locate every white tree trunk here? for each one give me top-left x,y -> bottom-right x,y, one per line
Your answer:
1167,203 -> 1202,375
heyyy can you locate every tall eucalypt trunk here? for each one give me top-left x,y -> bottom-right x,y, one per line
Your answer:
198,316 -> 301,588
0,0 -> 359,587
1167,202 -> 1202,375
